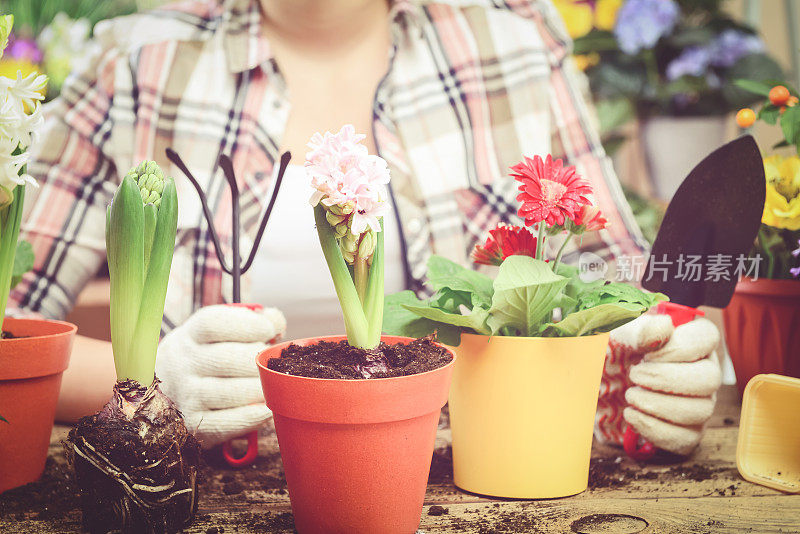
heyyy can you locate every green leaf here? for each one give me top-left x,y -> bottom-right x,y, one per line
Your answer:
539,302 -> 648,337
403,304 -> 491,336
780,105 -> 800,147
577,282 -> 667,311
125,178 -> 179,384
0,413 -> 7,424
383,291 -> 462,346
488,256 -> 568,336
758,104 -> 781,125
724,56 -> 784,108
10,240 -> 34,289
425,255 -> 494,308
572,29 -> 618,55
596,98 -> 635,134
733,79 -> 773,97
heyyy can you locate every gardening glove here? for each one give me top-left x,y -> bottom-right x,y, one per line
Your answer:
595,314 -> 722,456
155,304 -> 286,449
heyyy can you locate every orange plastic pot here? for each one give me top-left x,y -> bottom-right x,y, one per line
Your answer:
257,335 -> 454,534
723,278 -> 800,396
0,318 -> 76,493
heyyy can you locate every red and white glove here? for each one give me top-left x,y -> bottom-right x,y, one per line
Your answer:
596,313 -> 721,456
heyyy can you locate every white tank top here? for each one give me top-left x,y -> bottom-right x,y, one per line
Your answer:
248,164 -> 406,341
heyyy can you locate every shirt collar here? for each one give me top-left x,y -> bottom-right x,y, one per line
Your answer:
223,0 -> 424,74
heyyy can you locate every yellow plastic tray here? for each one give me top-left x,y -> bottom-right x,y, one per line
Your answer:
736,374 -> 800,493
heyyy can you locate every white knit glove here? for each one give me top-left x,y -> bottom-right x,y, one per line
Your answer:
155,305 -> 286,449
596,314 -> 722,456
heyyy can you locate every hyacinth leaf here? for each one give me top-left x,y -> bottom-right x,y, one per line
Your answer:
314,204 -> 370,348
10,239 -> 34,289
107,175 -> 146,380
363,219 -> 385,348
382,290 -> 462,346
141,203 -> 158,273
488,255 -> 568,336
539,302 -> 649,337
125,178 -> 178,385
0,185 -> 25,332
425,256 -> 494,308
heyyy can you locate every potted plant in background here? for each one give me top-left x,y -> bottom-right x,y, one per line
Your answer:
565,0 -> 782,200
67,161 -> 200,533
384,155 -> 665,498
724,81 -> 800,394
0,14 -> 78,494
256,126 -> 455,534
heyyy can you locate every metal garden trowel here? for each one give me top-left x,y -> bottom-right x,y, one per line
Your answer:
642,135 -> 766,310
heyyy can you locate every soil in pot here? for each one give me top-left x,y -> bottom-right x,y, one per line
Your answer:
267,335 -> 453,379
67,379 -> 200,534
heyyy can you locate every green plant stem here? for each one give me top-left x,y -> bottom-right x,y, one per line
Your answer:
551,230 -> 574,273
758,227 -> 776,279
354,254 -> 369,305
314,205 -> 371,348
0,185 -> 25,333
536,223 -> 545,260
643,49 -> 661,101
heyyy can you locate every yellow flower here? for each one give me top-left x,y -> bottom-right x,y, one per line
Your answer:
552,0 -> 593,39
0,58 -> 39,80
594,0 -> 623,31
762,155 -> 800,230
573,52 -> 600,70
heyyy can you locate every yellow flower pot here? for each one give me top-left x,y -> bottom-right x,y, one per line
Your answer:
448,332 -> 609,498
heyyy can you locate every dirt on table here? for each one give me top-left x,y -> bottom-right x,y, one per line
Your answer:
267,335 -> 453,379
588,452 -> 735,489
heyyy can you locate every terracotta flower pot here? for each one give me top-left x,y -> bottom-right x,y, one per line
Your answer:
0,317 -> 77,493
448,332 -> 609,498
257,335 -> 454,534
723,278 -> 800,396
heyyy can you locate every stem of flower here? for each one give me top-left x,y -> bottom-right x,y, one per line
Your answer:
314,205 -> 371,348
354,254 -> 369,305
552,230 -> 573,273
758,228 -> 776,279
536,223 -> 546,260
0,184 -> 24,333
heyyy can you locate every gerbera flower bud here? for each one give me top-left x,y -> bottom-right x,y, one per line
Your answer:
471,224 -> 538,266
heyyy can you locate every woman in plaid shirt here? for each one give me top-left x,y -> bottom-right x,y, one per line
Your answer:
14,0 -> 647,446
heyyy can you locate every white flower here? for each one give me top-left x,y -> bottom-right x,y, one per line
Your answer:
0,70 -> 47,196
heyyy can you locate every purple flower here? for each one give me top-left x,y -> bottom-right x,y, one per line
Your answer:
6,33 -> 43,64
614,0 -> 680,55
792,240 -> 800,279
708,29 -> 764,68
666,46 -> 711,80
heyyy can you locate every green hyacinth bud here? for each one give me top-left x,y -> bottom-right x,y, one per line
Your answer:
128,161 -> 168,210
341,233 -> 358,254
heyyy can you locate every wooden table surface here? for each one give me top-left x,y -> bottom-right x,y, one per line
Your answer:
2,385 -> 798,533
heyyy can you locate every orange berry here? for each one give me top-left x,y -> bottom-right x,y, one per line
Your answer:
788,96 -> 799,107
780,106 -> 787,114
736,108 -> 756,128
769,85 -> 791,106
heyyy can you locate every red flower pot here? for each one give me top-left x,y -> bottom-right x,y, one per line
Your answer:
0,318 -> 76,493
723,278 -> 800,396
257,335 -> 454,534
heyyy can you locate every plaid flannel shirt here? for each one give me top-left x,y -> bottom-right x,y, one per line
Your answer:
13,0 -> 648,334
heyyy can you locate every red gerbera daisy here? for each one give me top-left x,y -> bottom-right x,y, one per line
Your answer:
511,155 -> 592,227
471,224 -> 539,266
572,205 -> 609,232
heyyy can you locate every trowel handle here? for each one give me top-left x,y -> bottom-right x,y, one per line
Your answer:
222,302 -> 263,468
